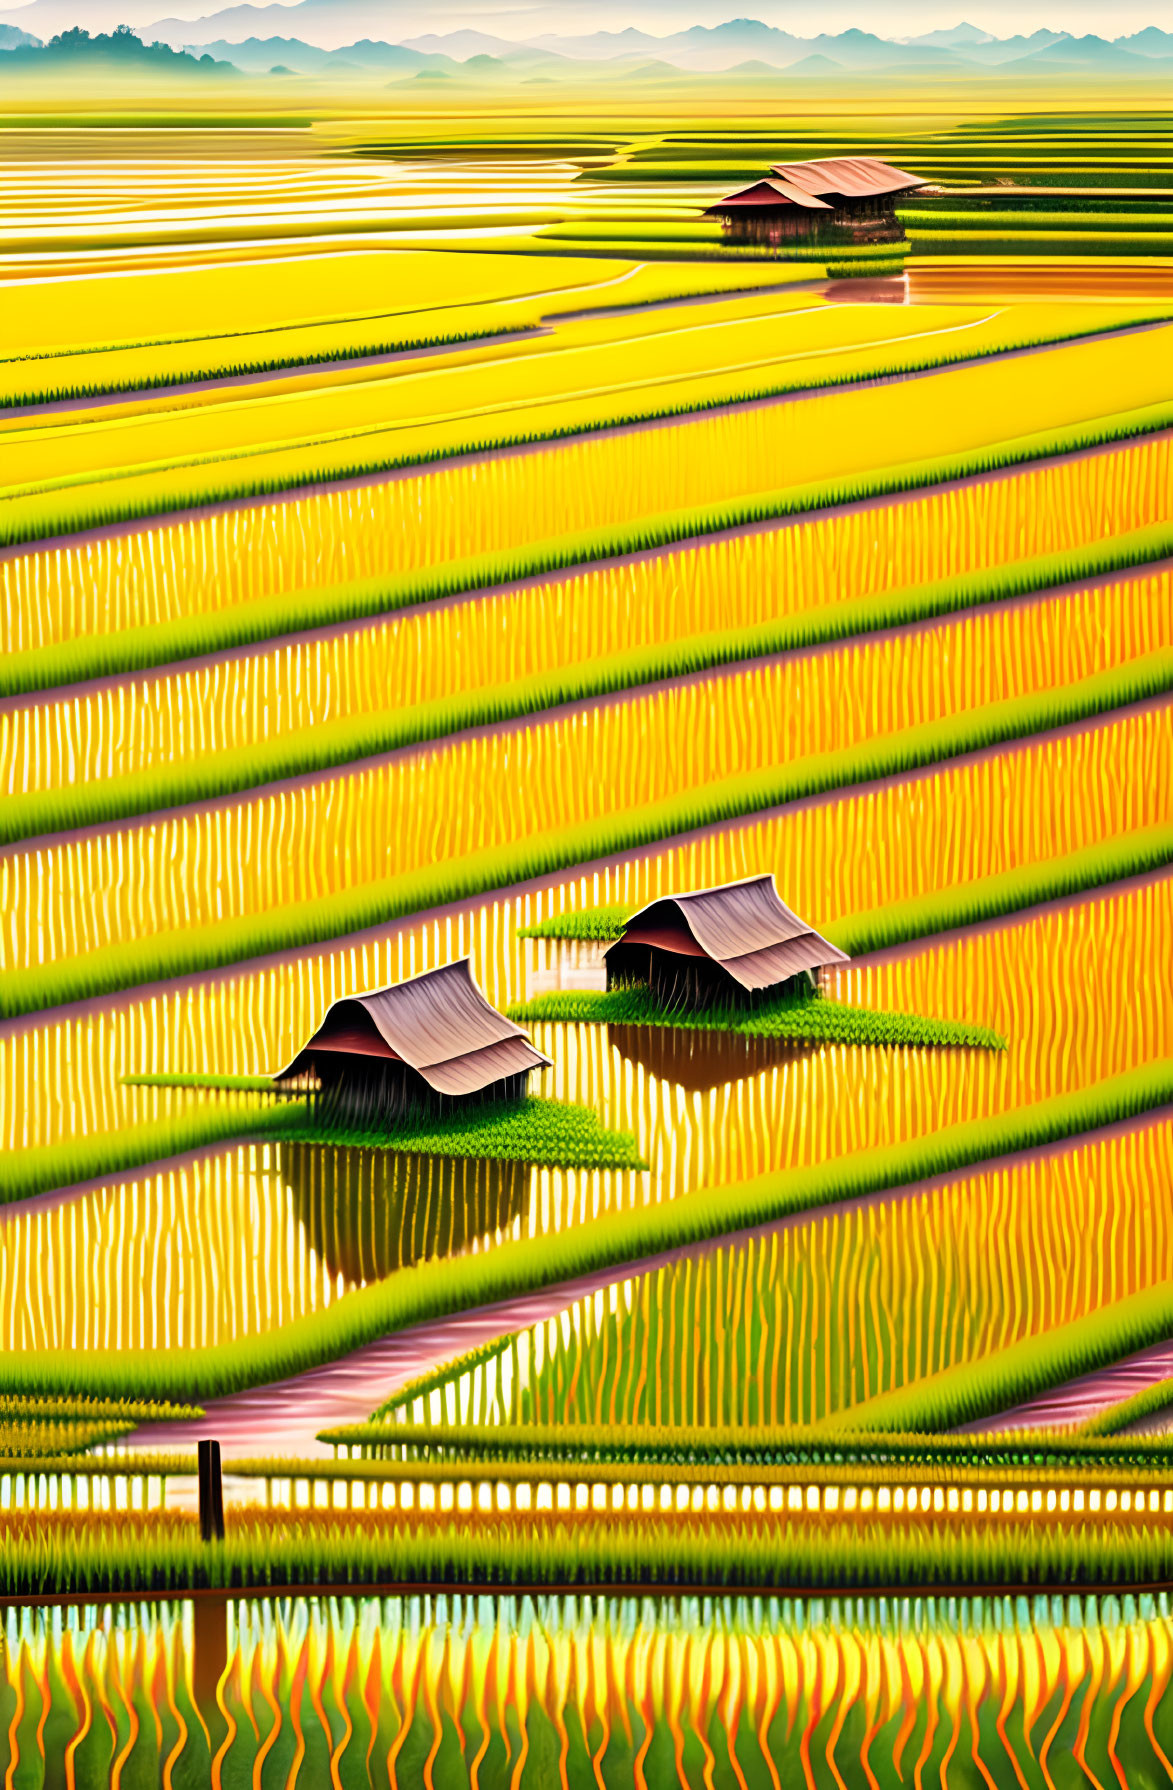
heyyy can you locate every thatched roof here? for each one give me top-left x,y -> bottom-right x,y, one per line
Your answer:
603,875 -> 849,992
708,156 -> 924,214
707,176 -> 833,213
770,156 -> 926,199
279,958 -> 550,1096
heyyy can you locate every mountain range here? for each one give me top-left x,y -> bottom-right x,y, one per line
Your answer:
3,10 -> 1172,76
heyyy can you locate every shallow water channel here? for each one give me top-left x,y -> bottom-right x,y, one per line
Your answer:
3,1590 -> 1172,1785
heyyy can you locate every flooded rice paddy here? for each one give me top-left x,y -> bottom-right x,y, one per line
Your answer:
0,863 -> 1168,1361
4,1591 -> 1173,1786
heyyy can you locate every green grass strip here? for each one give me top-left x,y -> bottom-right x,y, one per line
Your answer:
0,1396 -> 202,1423
506,988 -> 1004,1051
1078,1381 -> 1173,1438
0,325 -> 1171,569
833,1280 -> 1173,1434
0,321 -> 529,412
8,519 -> 1173,841
1,1061 -> 1170,1403
4,651 -> 1170,1020
318,1419 -> 1173,1474
830,824 -> 1173,956
509,825 -> 1173,958
4,1096 -> 643,1205
1,1099 -> 299,1206
6,388 -> 1173,710
9,1511 -> 1173,1597
123,1071 -> 276,1092
0,1419 -> 135,1457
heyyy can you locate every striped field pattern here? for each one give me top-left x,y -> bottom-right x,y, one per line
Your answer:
1,201 -> 1171,1465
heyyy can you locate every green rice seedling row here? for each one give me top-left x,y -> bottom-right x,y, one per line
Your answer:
7,528 -> 1173,827
3,658 -> 1169,1015
1,1062 -> 1172,1404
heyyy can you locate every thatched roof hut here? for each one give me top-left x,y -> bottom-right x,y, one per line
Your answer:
279,958 -> 550,1125
708,156 -> 925,243
603,874 -> 848,1011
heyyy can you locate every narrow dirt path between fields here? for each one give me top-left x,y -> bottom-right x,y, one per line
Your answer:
956,1340 -> 1173,1435
125,1101 -> 1173,1461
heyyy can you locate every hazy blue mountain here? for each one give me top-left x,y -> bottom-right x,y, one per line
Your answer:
1019,31 -> 1169,63
182,31 -> 459,68
1113,24 -> 1173,53
899,21 -> 993,45
0,19 -> 40,40
128,10 -> 1173,75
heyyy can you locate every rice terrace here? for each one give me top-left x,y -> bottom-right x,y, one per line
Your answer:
3,0 -> 1173,1777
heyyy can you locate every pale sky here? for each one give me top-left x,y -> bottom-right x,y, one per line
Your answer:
1,0 -> 1166,47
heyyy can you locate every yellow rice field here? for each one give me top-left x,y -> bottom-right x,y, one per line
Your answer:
5,530 -> 1173,799
3,857 -> 1170,1239
4,1593 -> 1168,1790
4,372 -> 1171,660
4,877 -> 1170,1360
5,296 -> 1024,489
3,313 -> 1171,611
0,248 -> 633,363
0,1142 -> 554,1353
1,674 -> 1166,974
476,1116 -> 1173,1430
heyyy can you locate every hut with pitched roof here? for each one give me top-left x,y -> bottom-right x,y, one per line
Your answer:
707,156 -> 925,246
277,957 -> 550,1126
603,874 -> 848,1013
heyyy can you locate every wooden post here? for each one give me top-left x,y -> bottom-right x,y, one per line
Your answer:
198,1439 -> 225,1542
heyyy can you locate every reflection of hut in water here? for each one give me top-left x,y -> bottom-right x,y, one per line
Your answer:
707,157 -> 925,247
604,874 -> 849,1014
607,1023 -> 812,1095
276,958 -> 550,1127
281,1141 -> 529,1282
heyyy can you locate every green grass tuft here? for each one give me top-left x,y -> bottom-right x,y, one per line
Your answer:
123,1071 -> 279,1092
283,1098 -> 647,1172
506,987 -> 1005,1051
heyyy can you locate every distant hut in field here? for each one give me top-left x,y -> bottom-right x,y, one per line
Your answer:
603,874 -> 849,1013
277,958 -> 550,1127
707,157 -> 925,247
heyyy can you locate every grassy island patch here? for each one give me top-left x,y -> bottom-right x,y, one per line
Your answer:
507,988 -> 1005,1052
6,1092 -> 643,1205
282,1097 -> 646,1172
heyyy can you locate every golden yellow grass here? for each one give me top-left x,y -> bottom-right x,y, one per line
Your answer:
3,793 -> 1171,1196
0,248 -> 620,363
1,602 -> 1167,970
495,1116 -> 1173,1429
6,471 -> 1173,794
3,353 -> 1170,663
0,296 -> 1017,491
0,1140 -> 533,1353
1,303 -> 1165,557
0,257 -> 811,412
